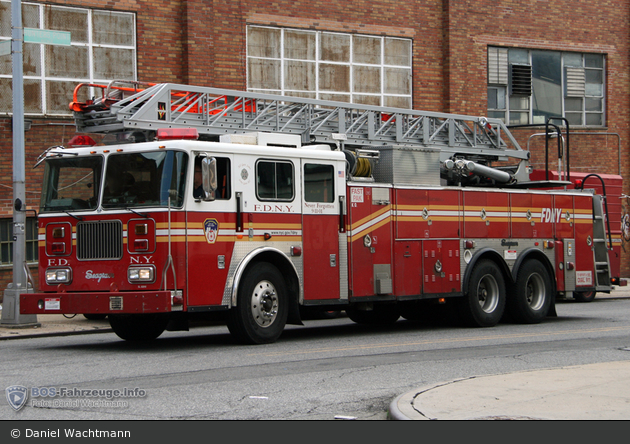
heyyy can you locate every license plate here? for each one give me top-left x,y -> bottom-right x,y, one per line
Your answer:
44,298 -> 61,310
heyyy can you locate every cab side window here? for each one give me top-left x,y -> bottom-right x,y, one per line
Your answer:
193,156 -> 231,200
256,160 -> 294,201
304,163 -> 334,203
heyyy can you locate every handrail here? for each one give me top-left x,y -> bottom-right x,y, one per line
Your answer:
579,173 -> 613,251
509,117 -> 569,182
69,80 -> 155,112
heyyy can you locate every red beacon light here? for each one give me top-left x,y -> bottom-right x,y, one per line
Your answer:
156,128 -> 199,141
67,135 -> 96,147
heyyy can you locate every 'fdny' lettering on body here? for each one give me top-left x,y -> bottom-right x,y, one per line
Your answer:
540,208 -> 563,223
253,204 -> 294,213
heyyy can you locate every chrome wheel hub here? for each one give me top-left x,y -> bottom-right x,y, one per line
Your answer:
250,280 -> 278,328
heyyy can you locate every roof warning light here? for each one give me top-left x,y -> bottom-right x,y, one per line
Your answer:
156,128 -> 199,141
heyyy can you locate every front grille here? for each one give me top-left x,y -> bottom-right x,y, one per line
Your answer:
77,220 -> 123,260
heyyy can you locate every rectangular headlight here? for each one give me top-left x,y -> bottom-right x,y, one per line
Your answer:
45,270 -> 58,282
128,266 -> 154,283
45,268 -> 72,284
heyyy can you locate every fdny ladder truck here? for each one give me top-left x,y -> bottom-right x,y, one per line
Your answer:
20,81 -> 623,344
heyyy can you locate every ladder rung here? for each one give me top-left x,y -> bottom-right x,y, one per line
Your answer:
596,261 -> 609,267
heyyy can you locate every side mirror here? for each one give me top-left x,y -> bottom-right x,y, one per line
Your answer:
201,157 -> 217,201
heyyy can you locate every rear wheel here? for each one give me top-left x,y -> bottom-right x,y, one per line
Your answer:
574,291 -> 596,303
459,259 -> 506,327
398,300 -> 455,324
398,300 -> 429,322
508,260 -> 552,323
346,303 -> 400,325
227,262 -> 288,344
108,314 -> 169,341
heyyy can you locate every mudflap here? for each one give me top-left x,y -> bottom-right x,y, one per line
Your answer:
286,295 -> 304,326
548,297 -> 558,317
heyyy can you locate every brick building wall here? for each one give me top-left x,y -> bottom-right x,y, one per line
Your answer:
1,0 -> 629,294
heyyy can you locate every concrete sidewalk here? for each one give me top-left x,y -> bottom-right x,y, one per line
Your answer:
0,312 -> 111,339
389,360 -> 630,420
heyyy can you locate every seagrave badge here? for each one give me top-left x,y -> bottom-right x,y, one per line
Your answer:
6,385 -> 28,411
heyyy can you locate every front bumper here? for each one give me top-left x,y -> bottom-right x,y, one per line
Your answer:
20,291 -> 179,315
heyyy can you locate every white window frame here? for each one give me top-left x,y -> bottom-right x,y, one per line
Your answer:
0,1 -> 137,116
246,25 -> 412,108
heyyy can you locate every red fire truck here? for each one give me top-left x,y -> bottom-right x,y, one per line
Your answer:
20,82 -> 623,344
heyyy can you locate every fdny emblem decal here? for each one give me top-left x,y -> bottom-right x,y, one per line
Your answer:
204,218 -> 219,244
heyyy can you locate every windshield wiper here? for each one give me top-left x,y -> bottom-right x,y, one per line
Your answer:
63,210 -> 84,221
123,206 -> 150,218
41,205 -> 84,220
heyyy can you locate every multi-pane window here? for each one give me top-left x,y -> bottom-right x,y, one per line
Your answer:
488,47 -> 605,127
256,160 -> 294,201
0,1 -> 136,116
0,218 -> 38,266
247,26 -> 412,108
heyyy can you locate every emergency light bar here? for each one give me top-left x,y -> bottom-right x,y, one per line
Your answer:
156,128 -> 199,141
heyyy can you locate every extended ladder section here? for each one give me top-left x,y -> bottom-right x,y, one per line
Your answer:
591,194 -> 612,291
73,82 -> 529,165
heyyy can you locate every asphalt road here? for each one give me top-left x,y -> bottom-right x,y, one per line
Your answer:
2,296 -> 630,420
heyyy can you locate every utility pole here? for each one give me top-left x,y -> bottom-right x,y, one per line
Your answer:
1,0 -> 38,327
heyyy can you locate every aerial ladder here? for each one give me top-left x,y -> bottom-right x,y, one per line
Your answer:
69,80 -> 555,187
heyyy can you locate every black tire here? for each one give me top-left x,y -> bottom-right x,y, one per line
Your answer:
346,303 -> 400,325
459,259 -> 506,327
398,300 -> 432,322
508,260 -> 552,324
108,314 -> 169,341
227,262 -> 288,344
319,310 -> 343,319
299,307 -> 343,320
398,300 -> 454,324
574,290 -> 596,303
83,313 -> 107,320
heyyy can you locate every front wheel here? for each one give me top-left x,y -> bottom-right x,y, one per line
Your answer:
83,313 -> 107,320
459,259 -> 506,327
508,260 -> 552,323
108,314 -> 169,341
227,262 -> 288,344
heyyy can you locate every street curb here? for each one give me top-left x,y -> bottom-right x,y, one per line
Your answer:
388,392 -> 416,420
0,327 -> 112,341
388,390 -> 432,421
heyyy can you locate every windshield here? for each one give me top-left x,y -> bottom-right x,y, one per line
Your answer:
102,150 -> 188,209
40,150 -> 189,213
40,156 -> 102,212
